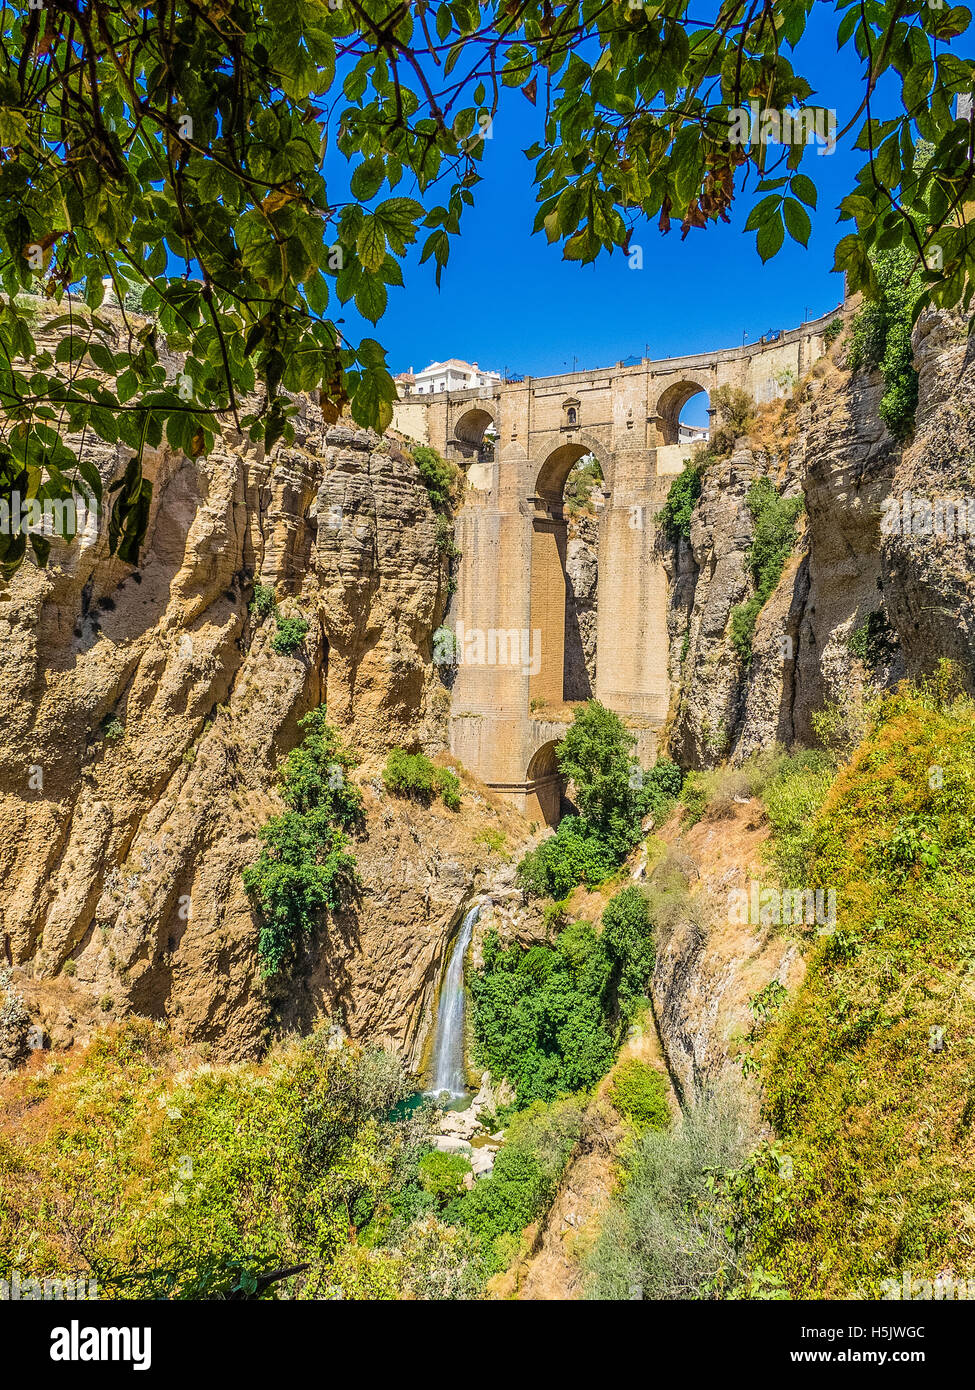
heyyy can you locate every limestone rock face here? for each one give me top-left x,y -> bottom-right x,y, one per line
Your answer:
564,514 -> 599,699
0,405 -> 516,1062
665,308 -> 972,769
881,311 -> 975,684
667,451 -> 761,766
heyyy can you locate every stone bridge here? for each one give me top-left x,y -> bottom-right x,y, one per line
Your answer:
393,307 -> 841,824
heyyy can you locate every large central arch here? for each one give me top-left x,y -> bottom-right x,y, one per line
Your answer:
529,434 -> 612,710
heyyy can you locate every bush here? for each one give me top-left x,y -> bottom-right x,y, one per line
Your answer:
729,478 -> 803,663
243,709 -> 362,975
418,1149 -> 472,1205
584,1083 -> 758,1300
412,445 -> 462,513
657,461 -> 704,542
848,247 -> 922,441
250,582 -> 276,618
609,1059 -> 671,1131
470,887 -> 655,1107
0,1025 -> 436,1300
557,700 -> 647,859
271,614 -> 309,655
382,749 -> 462,809
761,749 -> 836,885
516,817 -> 619,900
450,1097 -> 585,1268
101,715 -> 125,743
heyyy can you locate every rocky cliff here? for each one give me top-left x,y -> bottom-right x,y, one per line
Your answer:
0,404 -> 528,1062
664,307 -> 973,769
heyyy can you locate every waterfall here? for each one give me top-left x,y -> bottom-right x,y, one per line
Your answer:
427,903 -> 480,1098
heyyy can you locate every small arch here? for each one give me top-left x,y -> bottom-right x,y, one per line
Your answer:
655,379 -> 711,446
526,740 -> 563,827
452,405 -> 498,461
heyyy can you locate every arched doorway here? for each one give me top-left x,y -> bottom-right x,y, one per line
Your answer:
530,438 -> 609,710
526,740 -> 563,827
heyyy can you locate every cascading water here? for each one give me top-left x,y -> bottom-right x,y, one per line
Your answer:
427,903 -> 480,1098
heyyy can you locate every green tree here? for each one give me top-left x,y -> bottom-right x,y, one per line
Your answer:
243,709 -> 362,975
557,700 -> 646,857
0,2 -> 969,578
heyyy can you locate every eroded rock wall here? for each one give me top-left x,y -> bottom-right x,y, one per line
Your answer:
0,410 -> 523,1061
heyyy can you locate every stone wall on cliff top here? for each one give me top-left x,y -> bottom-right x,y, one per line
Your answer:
0,405 -> 525,1062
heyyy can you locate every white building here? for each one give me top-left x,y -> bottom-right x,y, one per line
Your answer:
395,358 -> 501,396
678,422 -> 709,446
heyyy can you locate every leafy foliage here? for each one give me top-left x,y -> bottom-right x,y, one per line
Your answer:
708,385 -> 756,457
848,250 -> 924,439
411,445 -> 462,515
608,1060 -> 671,1131
0,1023 -> 453,1300
729,478 -> 804,662
469,887 -> 654,1107
657,461 -> 703,542
584,1083 -> 757,1301
556,700 -> 647,859
243,709 -> 361,975
382,749 -> 462,811
270,615 -> 310,656
0,2 -> 968,577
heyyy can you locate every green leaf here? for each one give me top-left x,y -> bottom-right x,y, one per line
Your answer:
355,216 -> 387,273
790,174 -> 817,209
756,213 -> 785,263
783,198 -> 811,248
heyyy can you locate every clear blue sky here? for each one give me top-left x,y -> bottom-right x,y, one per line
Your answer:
339,8 -> 890,426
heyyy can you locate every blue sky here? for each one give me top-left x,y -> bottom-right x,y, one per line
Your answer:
339,7 -> 882,426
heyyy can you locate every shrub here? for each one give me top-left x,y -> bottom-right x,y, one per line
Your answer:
609,1059 -> 671,1131
657,461 -> 704,542
470,887 -> 655,1106
434,766 -> 462,811
848,247 -> 922,441
250,582 -> 277,618
584,1082 -> 758,1300
383,749 -> 461,809
101,715 -> 125,744
418,1149 -> 472,1204
271,615 -> 309,655
729,478 -> 803,663
557,699 -> 647,859
762,750 -> 836,886
516,817 -> 618,900
412,444 -> 462,513
243,709 -> 362,975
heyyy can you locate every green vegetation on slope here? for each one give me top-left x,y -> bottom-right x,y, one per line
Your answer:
516,700 -> 682,900
848,248 -> 923,441
243,708 -> 362,975
470,886 -> 654,1108
382,748 -> 461,811
729,477 -> 804,663
736,669 -> 975,1297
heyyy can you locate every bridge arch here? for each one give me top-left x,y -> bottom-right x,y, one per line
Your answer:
534,431 -> 613,503
452,404 -> 498,458
526,739 -> 563,827
655,378 -> 711,445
